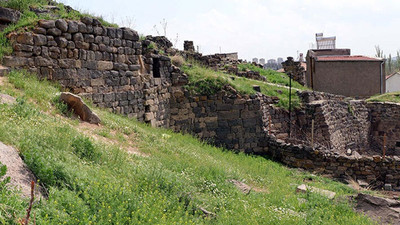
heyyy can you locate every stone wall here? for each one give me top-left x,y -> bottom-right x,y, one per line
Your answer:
167,86 -> 400,190
265,135 -> 400,190
369,102 -> 400,154
3,18 -> 172,127
169,88 -> 270,154
5,19 -> 400,190
302,99 -> 371,154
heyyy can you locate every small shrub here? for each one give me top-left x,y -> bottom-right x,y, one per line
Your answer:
71,137 -> 99,161
188,77 -> 225,96
13,97 -> 38,118
0,163 -> 10,191
171,55 -> 185,67
147,42 -> 156,49
52,95 -> 72,117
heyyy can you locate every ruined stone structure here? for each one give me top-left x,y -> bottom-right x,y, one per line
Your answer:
5,18 -> 400,190
3,18 -> 172,127
183,40 -> 195,52
281,57 -> 306,85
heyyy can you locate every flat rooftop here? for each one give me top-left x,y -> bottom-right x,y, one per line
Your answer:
316,55 -> 383,62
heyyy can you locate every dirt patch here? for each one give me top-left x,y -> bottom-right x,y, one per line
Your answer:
0,76 -> 6,86
355,193 -> 400,224
0,141 -> 43,198
77,122 -> 148,157
127,146 -> 150,157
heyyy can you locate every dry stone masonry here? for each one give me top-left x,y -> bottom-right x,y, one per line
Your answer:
5,18 -> 400,190
4,18 -> 172,127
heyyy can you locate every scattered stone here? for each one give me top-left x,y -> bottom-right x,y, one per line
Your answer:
60,92 -> 101,124
357,179 -> 369,188
352,150 -> 362,159
355,193 -> 400,224
198,207 -> 216,218
0,141 -> 43,198
346,149 -> 352,156
253,85 -> 261,92
0,6 -> 21,24
384,183 -> 393,191
0,93 -> 16,104
296,184 -> 336,199
228,179 -> 252,194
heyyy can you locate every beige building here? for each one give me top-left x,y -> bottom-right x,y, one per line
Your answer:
386,72 -> 400,93
306,49 -> 385,97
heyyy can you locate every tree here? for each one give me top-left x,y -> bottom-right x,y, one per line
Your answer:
375,45 -> 384,58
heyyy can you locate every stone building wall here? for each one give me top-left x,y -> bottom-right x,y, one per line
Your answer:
302,99 -> 371,154
3,18 -> 172,127
169,88 -> 269,154
368,102 -> 400,154
265,135 -> 400,190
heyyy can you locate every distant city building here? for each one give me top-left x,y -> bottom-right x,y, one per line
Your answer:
252,58 -> 258,64
277,58 -> 283,64
259,58 -> 266,65
265,59 -> 278,70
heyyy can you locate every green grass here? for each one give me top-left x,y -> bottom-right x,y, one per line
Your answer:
368,91 -> 400,103
0,70 -> 376,224
0,0 -> 118,61
237,63 -> 307,90
183,64 -> 302,109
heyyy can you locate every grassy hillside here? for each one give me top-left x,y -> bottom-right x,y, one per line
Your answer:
368,91 -> 400,103
0,70 -> 376,224
237,63 -> 307,90
183,64 -> 302,109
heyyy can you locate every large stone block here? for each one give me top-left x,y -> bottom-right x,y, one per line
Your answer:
47,28 -> 62,36
123,28 -> 139,41
35,57 -> 53,66
33,34 -> 47,46
55,37 -> 68,48
73,33 -> 84,42
0,6 -> 20,23
55,19 -> 68,32
60,92 -> 100,124
3,56 -> 33,67
16,33 -> 34,45
38,20 -> 55,29
97,61 -> 113,71
67,21 -> 79,33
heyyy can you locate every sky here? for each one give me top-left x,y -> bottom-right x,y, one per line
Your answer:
59,0 -> 400,61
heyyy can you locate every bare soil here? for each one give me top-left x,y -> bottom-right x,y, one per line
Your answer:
0,141 -> 43,198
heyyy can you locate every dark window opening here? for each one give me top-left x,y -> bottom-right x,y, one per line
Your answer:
153,58 -> 161,78
396,141 -> 400,148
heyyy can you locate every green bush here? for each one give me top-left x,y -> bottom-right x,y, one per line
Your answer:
188,77 -> 225,96
71,137 -> 99,161
0,163 -> 10,191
